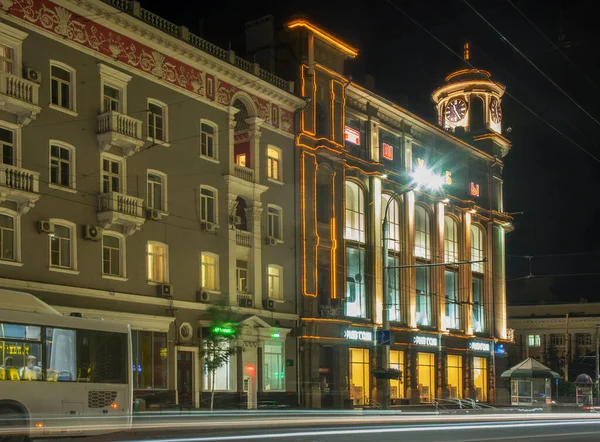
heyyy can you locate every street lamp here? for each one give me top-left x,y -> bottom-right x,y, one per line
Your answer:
380,164 -> 446,409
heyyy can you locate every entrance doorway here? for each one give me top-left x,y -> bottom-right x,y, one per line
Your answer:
177,350 -> 194,406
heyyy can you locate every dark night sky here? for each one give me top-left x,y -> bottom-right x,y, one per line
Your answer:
141,0 -> 600,303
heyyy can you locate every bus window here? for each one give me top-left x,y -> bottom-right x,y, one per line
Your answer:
1,323 -> 42,381
46,328 -> 76,381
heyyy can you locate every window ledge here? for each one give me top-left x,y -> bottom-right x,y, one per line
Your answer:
146,137 -> 171,147
202,289 -> 221,295
267,178 -> 284,186
102,274 -> 128,282
148,280 -> 169,286
49,104 -> 78,117
49,267 -> 80,275
0,260 -> 24,267
48,183 -> 78,194
200,155 -> 219,164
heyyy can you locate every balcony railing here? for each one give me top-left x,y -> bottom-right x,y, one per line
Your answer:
0,164 -> 40,194
0,72 -> 39,106
233,164 -> 254,183
98,192 -> 144,218
236,229 -> 251,247
98,111 -> 142,140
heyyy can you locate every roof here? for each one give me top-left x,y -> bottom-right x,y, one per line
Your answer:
501,358 -> 560,379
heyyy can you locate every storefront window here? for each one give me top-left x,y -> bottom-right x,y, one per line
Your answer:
132,331 -> 168,389
349,348 -> 370,405
473,357 -> 488,402
263,341 -> 284,391
390,350 -> 404,398
446,354 -> 463,398
417,352 -> 435,402
345,247 -> 366,318
203,341 -> 233,391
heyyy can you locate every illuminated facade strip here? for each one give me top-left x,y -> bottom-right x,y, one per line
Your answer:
286,20 -> 359,57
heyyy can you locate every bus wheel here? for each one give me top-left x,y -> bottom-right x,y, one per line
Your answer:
0,406 -> 29,442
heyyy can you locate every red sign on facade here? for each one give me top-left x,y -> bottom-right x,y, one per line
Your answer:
469,182 -> 480,197
382,143 -> 393,160
344,126 -> 361,145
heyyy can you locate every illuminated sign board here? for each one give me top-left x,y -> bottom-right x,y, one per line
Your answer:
469,182 -> 480,197
343,329 -> 373,342
445,171 -> 453,185
271,332 -> 281,339
382,143 -> 394,160
469,341 -> 491,352
211,325 -> 236,336
344,126 -> 360,145
412,334 -> 438,347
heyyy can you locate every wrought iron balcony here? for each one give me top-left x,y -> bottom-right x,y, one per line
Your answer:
97,111 -> 144,156
97,191 -> 145,235
236,229 -> 251,247
0,163 -> 40,214
0,72 -> 41,125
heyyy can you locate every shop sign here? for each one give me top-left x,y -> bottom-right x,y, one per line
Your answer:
469,340 -> 491,352
382,143 -> 393,160
344,126 -> 361,145
412,334 -> 438,347
343,328 -> 373,342
469,182 -> 480,197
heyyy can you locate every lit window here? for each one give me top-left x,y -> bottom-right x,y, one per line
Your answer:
0,212 -> 16,261
267,265 -> 282,300
345,181 -> 365,243
471,226 -> 484,273
267,146 -> 281,181
0,43 -> 13,73
417,352 -> 435,402
446,354 -> 463,399
50,63 -> 75,112
387,255 -> 400,322
201,253 -> 218,291
236,260 -> 248,293
414,206 -> 430,259
50,222 -> 74,269
263,341 -> 284,390
382,194 -> 400,252
444,216 -> 458,263
416,266 -> 431,326
101,154 -> 123,194
147,242 -> 168,283
147,171 -> 166,212
472,276 -> 484,333
200,186 -> 217,224
148,100 -> 167,142
200,122 -> 217,160
0,127 -> 15,166
103,84 -> 120,112
345,247 -> 366,318
390,350 -> 405,399
267,206 -> 282,240
203,341 -> 233,391
349,348 -> 370,406
473,357 -> 488,402
132,331 -> 168,389
50,142 -> 74,189
102,234 -> 123,277
527,334 -> 541,347
445,270 -> 459,330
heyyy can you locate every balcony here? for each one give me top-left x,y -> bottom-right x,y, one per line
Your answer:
97,111 -> 144,156
0,72 -> 41,125
236,229 -> 251,247
0,164 -> 40,214
233,164 -> 255,183
97,191 -> 145,235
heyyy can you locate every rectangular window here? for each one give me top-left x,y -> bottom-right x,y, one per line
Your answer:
387,255 -> 400,322
147,242 -> 168,283
200,123 -> 216,159
380,129 -> 399,164
0,323 -> 42,381
472,276 -> 484,333
550,334 -> 565,347
0,43 -> 13,73
201,253 -> 218,290
417,352 -> 435,402
132,331 -> 168,389
267,147 -> 281,180
0,213 -> 15,261
147,173 -> 165,211
200,187 -> 216,224
473,357 -> 488,402
390,350 -> 405,399
263,341 -> 284,390
203,341 -> 232,391
148,102 -> 165,142
50,64 -> 73,110
236,260 -> 248,293
577,334 -> 592,346
345,247 -> 366,318
103,84 -> 120,112
527,334 -> 541,347
416,266 -> 431,326
446,354 -> 463,399
267,206 -> 282,240
445,270 -> 459,330
267,266 -> 282,300
102,235 -> 122,277
0,127 -> 15,166
101,157 -> 121,193
235,153 -> 247,167
50,144 -> 72,188
349,348 -> 370,406
50,224 -> 72,268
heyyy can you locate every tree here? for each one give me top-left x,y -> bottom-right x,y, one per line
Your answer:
199,303 -> 240,411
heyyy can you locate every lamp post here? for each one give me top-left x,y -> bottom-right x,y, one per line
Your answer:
380,165 -> 445,409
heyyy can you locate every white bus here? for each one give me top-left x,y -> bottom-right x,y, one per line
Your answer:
0,289 -> 132,440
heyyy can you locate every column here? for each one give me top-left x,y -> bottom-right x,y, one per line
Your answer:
246,203 -> 264,308
245,117 -> 264,183
369,117 -> 380,162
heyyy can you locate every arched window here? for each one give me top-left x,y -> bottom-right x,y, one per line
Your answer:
235,196 -> 248,231
444,216 -> 458,263
233,99 -> 250,131
382,194 -> 400,252
345,181 -> 365,243
414,206 -> 430,259
471,225 -> 484,273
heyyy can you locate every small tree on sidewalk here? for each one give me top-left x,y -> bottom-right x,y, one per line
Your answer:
200,303 -> 240,410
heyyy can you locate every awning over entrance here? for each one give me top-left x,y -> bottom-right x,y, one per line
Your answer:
501,358 -> 560,379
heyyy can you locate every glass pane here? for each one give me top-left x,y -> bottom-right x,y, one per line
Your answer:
59,147 -> 70,160
148,103 -> 162,116
2,144 -> 13,165
110,249 -> 120,276
345,247 -> 366,318
60,239 -> 70,267
60,83 -> 70,108
51,65 -> 70,81
153,333 -> 168,388
0,214 -> 13,229
2,229 -> 14,259
60,163 -> 70,187
54,225 -> 69,239
104,235 -> 119,248
51,79 -> 59,105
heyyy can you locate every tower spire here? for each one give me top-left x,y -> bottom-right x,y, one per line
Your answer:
463,42 -> 470,61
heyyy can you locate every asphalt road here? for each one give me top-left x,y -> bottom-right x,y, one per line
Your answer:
35,413 -> 600,442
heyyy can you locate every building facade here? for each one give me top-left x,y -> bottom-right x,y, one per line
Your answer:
266,22 -> 513,407
0,0 -> 304,409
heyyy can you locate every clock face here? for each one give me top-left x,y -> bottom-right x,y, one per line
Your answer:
490,98 -> 502,123
444,99 -> 468,124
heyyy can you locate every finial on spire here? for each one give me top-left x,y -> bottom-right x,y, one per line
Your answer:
463,42 -> 470,61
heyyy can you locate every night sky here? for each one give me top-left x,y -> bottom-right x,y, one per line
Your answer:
141,0 -> 600,303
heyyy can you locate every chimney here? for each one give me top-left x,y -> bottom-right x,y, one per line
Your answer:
365,74 -> 375,91
245,15 -> 275,72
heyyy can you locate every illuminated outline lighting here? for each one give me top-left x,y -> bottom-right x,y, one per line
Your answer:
287,20 -> 359,58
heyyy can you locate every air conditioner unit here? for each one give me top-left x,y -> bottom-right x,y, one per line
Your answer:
38,220 -> 54,234
83,225 -> 102,241
196,291 -> 210,302
230,215 -> 241,225
263,299 -> 276,311
24,68 -> 41,83
202,222 -> 216,232
146,209 -> 161,221
238,297 -> 253,308
158,284 -> 173,298
246,298 -> 254,308
265,237 -> 277,246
